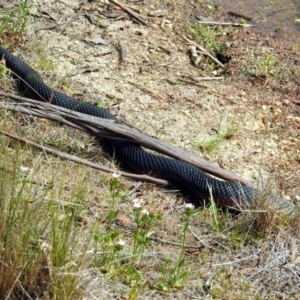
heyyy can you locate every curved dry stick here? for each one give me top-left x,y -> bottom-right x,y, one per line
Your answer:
1,131 -> 169,186
108,0 -> 149,27
182,35 -> 225,68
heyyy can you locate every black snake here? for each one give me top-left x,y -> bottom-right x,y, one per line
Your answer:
0,46 -> 293,211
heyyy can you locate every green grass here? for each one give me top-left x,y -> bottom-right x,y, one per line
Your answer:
246,54 -> 278,78
0,0 -> 30,40
197,120 -> 239,154
187,23 -> 226,55
0,130 -> 94,299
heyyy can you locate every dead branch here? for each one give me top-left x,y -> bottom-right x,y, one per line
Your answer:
182,35 -> 225,69
0,91 -> 252,186
108,0 -> 149,27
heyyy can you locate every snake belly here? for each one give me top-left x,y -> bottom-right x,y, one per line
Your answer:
0,46 -> 293,211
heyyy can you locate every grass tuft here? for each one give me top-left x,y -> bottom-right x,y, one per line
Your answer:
0,119 -> 96,299
187,23 -> 226,55
0,0 -> 30,44
197,120 -> 239,154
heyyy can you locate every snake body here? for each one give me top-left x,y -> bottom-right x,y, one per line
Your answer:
0,46 -> 293,211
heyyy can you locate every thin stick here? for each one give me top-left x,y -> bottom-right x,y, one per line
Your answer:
126,79 -> 167,102
1,131 -> 169,186
228,11 -> 253,21
149,236 -> 204,250
182,35 -> 225,68
178,76 -> 224,82
108,0 -> 149,27
285,169 -> 300,181
197,21 -> 254,28
61,0 -> 88,34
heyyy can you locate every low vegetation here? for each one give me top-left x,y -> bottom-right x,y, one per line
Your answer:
187,22 -> 226,56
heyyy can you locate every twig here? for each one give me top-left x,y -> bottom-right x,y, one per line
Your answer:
228,11 -> 253,21
35,23 -> 58,32
150,236 -> 204,250
108,0 -> 149,27
285,169 -> 300,181
178,76 -> 224,83
188,226 -> 230,251
1,131 -> 169,186
126,79 -> 167,103
158,45 -> 171,55
117,38 -> 128,62
288,266 -> 300,281
213,255 -> 258,266
181,35 -> 225,68
61,0 -> 88,34
197,21 -> 254,28
116,220 -> 204,250
165,78 -> 208,89
188,226 -> 205,244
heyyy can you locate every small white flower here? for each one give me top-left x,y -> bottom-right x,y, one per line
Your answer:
185,203 -> 195,209
132,198 -> 145,208
20,165 -> 32,173
133,201 -> 142,208
112,172 -> 121,178
141,209 -> 149,216
117,239 -> 126,246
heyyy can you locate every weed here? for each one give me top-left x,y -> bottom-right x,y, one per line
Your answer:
205,267 -> 246,298
130,198 -> 162,262
0,143 -> 50,298
197,121 -> 238,154
93,174 -> 165,298
199,133 -> 224,153
32,44 -> 55,73
0,60 -> 13,90
93,174 -> 126,275
259,55 -> 277,76
206,186 -> 231,233
0,0 -> 31,40
206,4 -> 216,11
156,204 -> 196,291
0,139 -> 95,299
229,229 -> 247,248
187,23 -> 225,55
97,100 -> 106,108
246,55 -> 278,77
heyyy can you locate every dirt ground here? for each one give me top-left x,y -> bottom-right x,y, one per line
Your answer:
1,0 -> 300,299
